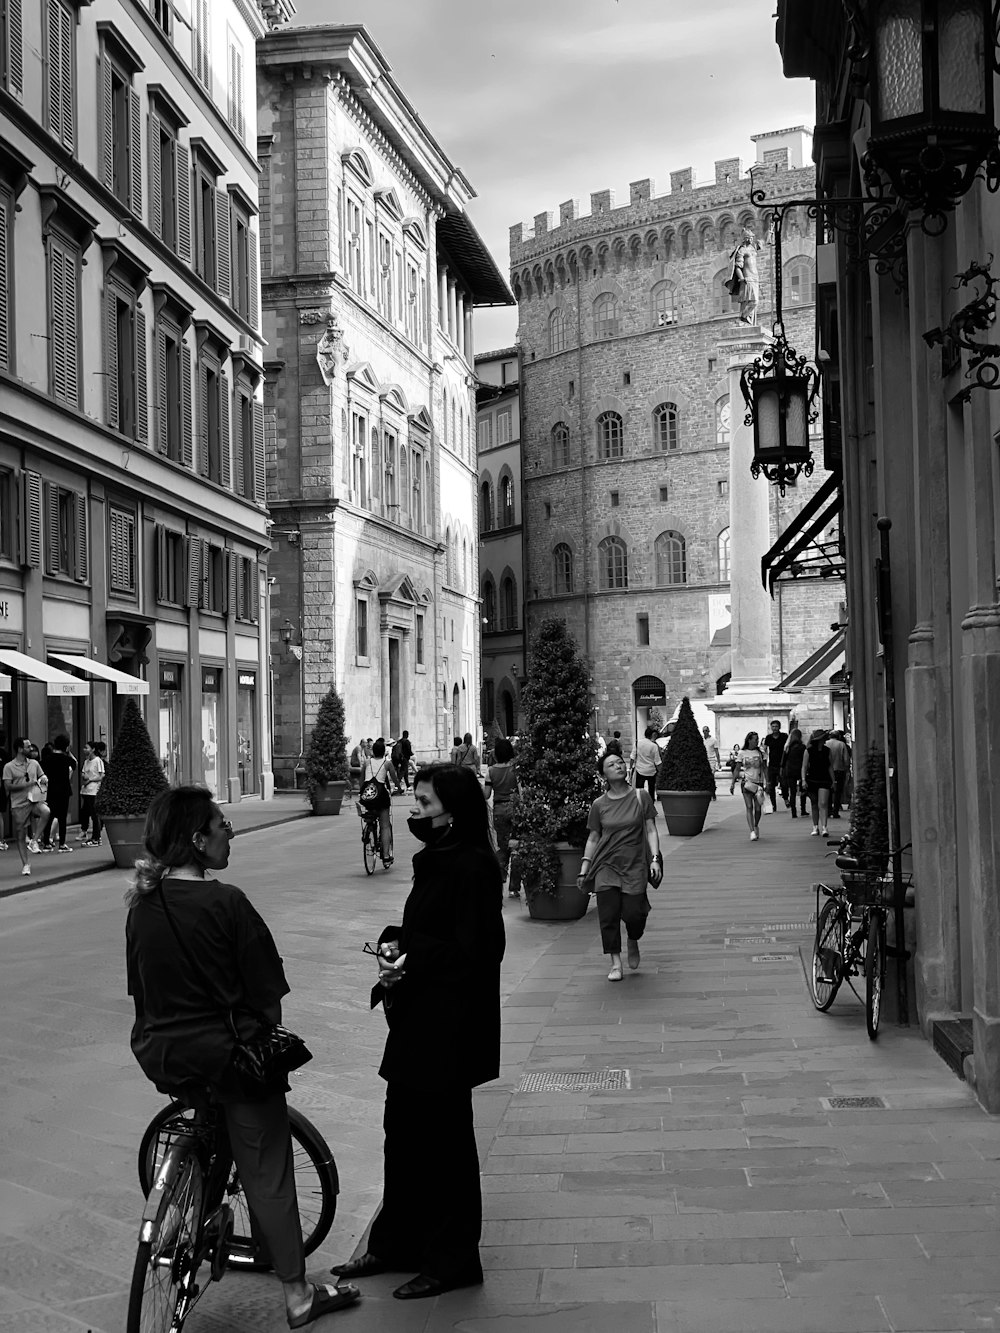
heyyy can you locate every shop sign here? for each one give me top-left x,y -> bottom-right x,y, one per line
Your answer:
202,667 -> 221,692
160,663 -> 181,691
238,673 -> 255,688
635,687 -> 666,706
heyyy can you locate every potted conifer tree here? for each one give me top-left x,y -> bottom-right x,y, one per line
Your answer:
655,696 -> 717,836
96,699 -> 170,868
847,745 -> 889,876
305,683 -> 350,815
510,618 -> 602,921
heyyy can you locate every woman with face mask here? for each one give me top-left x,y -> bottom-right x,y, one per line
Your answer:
331,764 -> 505,1301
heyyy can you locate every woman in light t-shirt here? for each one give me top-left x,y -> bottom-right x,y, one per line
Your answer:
79,740 -> 106,847
633,726 -> 661,797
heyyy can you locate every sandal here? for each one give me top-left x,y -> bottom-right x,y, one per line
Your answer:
607,963 -> 623,982
287,1283 -> 361,1328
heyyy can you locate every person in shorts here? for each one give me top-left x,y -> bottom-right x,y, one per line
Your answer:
3,737 -> 49,876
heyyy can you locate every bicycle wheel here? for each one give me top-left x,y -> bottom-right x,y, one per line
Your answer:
865,912 -> 886,1039
139,1104 -> 338,1272
811,899 -> 845,1011
363,822 -> 377,875
127,1152 -> 203,1333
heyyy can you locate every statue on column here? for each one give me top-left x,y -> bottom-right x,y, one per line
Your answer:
315,313 -> 349,385
729,227 -> 762,326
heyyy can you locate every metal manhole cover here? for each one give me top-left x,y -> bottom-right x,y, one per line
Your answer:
822,1095 -> 887,1110
750,954 -> 795,963
726,936 -> 777,946
517,1070 -> 631,1093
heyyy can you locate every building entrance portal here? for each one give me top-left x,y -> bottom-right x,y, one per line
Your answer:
388,638 -> 400,738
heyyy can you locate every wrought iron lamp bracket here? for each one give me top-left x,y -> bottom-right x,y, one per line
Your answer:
923,255 -> 1000,401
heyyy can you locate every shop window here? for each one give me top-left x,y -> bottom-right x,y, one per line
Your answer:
200,665 -> 221,796
159,661 -> 183,785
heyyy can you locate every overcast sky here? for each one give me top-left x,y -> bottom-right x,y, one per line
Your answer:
293,1 -> 816,351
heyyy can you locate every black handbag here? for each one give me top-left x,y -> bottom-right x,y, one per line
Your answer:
156,882 -> 312,1094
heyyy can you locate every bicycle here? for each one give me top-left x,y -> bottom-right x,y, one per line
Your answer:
810,840 -> 911,1039
128,1096 -> 339,1332
357,800 -> 393,875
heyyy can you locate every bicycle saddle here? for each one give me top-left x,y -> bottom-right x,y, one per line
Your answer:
835,855 -> 861,872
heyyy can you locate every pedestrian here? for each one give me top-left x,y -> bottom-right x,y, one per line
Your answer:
762,719 -> 788,814
576,750 -> 662,982
633,725 -> 661,796
2,737 -> 49,876
825,729 -> 850,819
702,726 -> 721,771
455,732 -> 481,777
483,737 -> 519,896
79,740 -> 106,846
730,731 -> 767,841
396,731 -> 413,793
727,743 -> 741,778
448,735 -> 462,764
360,739 -> 397,868
40,733 -> 77,851
125,786 -> 360,1327
332,764 -> 504,1299
0,735 -> 9,851
802,728 -> 833,837
595,732 -> 607,763
605,730 -> 624,759
781,728 -> 806,818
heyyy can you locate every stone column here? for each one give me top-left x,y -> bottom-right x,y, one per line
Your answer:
438,267 -> 448,333
448,279 -> 457,343
706,329 -> 793,752
400,632 -> 412,735
380,628 -> 391,737
456,291 -> 466,358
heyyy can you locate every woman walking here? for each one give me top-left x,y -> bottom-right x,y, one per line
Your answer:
633,725 -> 661,796
781,728 -> 806,818
802,728 -> 833,837
332,764 -> 505,1299
455,732 -> 481,777
483,737 -> 519,896
360,739 -> 397,867
730,731 -> 766,841
577,751 -> 662,982
41,733 -> 77,851
126,786 -> 360,1327
78,740 -> 106,846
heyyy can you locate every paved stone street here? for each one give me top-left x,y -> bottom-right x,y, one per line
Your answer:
1,793 -> 997,1332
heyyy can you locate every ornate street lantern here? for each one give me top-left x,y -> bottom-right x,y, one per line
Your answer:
863,0 -> 1000,230
742,327 -> 819,493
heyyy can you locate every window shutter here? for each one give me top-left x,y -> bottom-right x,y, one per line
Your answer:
134,302 -> 148,443
129,87 -> 142,217
252,400 -> 265,505
98,53 -> 113,190
109,509 -> 122,589
45,0 -> 61,139
185,536 -> 200,606
219,371 -> 231,489
200,539 -> 211,608
148,111 -> 162,238
43,481 -> 59,573
73,492 -> 88,582
233,390 -> 245,496
227,550 -> 238,617
248,558 -> 258,621
176,143 -> 191,262
105,286 -> 119,430
6,0 -> 23,97
215,189 -> 231,301
248,229 -> 259,329
154,524 -> 165,601
49,239 -> 70,402
198,361 -> 210,476
21,470 -> 42,568
48,0 -> 73,149
155,323 -> 168,452
180,343 -> 193,467
0,196 -> 8,371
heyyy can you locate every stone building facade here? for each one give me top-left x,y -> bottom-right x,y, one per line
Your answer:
510,129 -> 845,749
257,26 -> 512,785
476,347 -> 525,738
0,0 -> 285,804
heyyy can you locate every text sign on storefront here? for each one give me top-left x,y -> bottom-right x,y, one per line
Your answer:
635,688 -> 666,707
238,674 -> 255,688
202,668 -> 221,692
160,664 -> 181,691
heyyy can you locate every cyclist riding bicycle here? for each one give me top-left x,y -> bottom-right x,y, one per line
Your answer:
360,739 -> 396,867
125,785 -> 360,1327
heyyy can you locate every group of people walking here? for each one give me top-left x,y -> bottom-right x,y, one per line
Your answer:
730,720 -> 851,841
1,735 -> 106,875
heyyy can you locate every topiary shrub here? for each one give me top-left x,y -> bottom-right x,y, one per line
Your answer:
656,696 -> 717,795
96,699 -> 169,817
849,745 -> 889,872
511,618 -> 602,898
305,683 -> 349,800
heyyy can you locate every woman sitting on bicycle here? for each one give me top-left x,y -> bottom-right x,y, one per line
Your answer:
361,738 -> 397,867
125,786 -> 360,1329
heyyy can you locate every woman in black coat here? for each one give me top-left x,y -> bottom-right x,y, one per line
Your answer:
332,763 -> 505,1300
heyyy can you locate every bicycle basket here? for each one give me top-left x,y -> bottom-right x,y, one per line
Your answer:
840,870 -> 886,906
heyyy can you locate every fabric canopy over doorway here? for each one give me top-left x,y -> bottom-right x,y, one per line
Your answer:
0,649 -> 90,696
774,627 -> 846,693
48,653 -> 150,694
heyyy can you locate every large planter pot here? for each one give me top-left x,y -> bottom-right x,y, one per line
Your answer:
311,780 -> 347,816
526,842 -> 589,922
102,815 -> 147,869
657,789 -> 714,837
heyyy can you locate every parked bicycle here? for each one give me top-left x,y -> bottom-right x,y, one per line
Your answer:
128,1095 -> 340,1332
357,800 -> 393,875
810,838 -> 911,1039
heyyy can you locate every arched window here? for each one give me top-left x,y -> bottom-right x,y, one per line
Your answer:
499,474 -> 515,526
597,411 -> 623,459
593,292 -> 619,339
553,543 -> 573,595
718,527 -> 731,582
651,280 -> 677,327
552,422 -> 570,468
655,530 -> 687,585
399,447 -> 409,519
716,394 -> 731,445
480,479 -> 494,532
549,308 -> 566,354
599,536 -> 628,589
653,402 -> 679,452
500,575 -> 517,629
482,576 -> 496,627
370,428 -> 381,498
785,256 -> 816,305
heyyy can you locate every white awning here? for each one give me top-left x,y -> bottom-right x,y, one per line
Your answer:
0,649 -> 91,696
48,653 -> 150,695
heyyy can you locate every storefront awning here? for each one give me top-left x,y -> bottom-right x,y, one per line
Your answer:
774,627 -> 846,693
0,649 -> 91,696
761,472 -> 843,595
48,653 -> 150,695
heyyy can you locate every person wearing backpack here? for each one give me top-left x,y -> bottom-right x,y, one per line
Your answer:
360,739 -> 397,867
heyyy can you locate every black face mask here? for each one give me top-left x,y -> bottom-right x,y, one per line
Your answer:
407,814 -> 450,844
